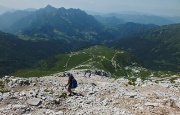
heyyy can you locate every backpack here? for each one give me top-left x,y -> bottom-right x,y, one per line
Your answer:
71,78 -> 77,88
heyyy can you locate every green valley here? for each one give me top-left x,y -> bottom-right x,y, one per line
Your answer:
12,46 -> 177,80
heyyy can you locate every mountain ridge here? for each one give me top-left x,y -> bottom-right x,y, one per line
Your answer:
0,5 -> 16,15
0,5 -> 102,40
100,13 -> 175,26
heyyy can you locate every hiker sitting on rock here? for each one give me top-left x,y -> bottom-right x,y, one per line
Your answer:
65,72 -> 77,96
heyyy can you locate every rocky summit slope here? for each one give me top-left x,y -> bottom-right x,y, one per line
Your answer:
0,70 -> 180,115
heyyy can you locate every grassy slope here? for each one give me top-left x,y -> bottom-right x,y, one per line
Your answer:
12,46 -> 141,78
12,46 -> 178,80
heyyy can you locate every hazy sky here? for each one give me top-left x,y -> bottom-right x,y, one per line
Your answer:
0,0 -> 180,16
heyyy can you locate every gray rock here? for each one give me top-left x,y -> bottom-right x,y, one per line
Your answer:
87,91 -> 97,96
41,96 -> 46,100
144,102 -> 158,107
24,79 -> 30,85
126,92 -> 137,98
102,99 -> 108,106
3,92 -> 11,99
25,107 -> 31,112
31,83 -> 36,86
27,90 -> 37,97
4,76 -> 10,79
55,111 -> 64,115
27,98 -> 41,106
135,78 -> 142,85
46,95 -> 54,102
0,95 -> 3,101
170,99 -> 180,108
19,91 -> 26,96
175,100 -> 180,108
18,80 -> 24,86
11,78 -> 17,83
175,78 -> 180,82
12,104 -> 27,109
55,98 -> 60,104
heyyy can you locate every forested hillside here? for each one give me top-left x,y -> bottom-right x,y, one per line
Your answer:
107,23 -> 180,71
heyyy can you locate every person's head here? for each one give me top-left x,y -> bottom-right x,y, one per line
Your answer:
66,72 -> 71,76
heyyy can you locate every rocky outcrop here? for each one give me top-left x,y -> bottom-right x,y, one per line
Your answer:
0,70 -> 180,115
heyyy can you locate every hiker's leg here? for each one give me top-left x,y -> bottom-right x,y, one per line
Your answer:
68,86 -> 72,94
71,88 -> 77,95
68,88 -> 77,95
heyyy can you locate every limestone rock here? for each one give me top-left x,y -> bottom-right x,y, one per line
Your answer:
175,101 -> 180,108
144,102 -> 159,107
0,95 -> 3,101
12,104 -> 27,109
27,98 -> 41,106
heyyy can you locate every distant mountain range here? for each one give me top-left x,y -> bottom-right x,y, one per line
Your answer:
0,10 -> 31,30
95,13 -> 180,26
0,5 -> 16,15
0,5 -> 157,42
0,5 -> 180,76
0,5 -> 36,15
98,22 -> 157,41
0,5 -> 102,41
94,15 -> 124,27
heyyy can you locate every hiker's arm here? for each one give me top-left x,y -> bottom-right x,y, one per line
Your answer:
65,78 -> 70,87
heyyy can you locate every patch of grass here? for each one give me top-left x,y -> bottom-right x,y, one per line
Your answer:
128,77 -> 136,86
44,89 -> 51,92
67,53 -> 91,68
113,69 -> 129,79
91,83 -> 97,86
11,69 -> 57,77
0,81 -> 5,88
44,89 -> 55,94
155,80 -> 159,84
0,90 -> 11,94
101,59 -> 115,73
138,70 -> 151,81
169,77 -> 177,83
60,92 -> 67,98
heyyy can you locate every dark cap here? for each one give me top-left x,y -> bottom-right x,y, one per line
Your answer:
66,72 -> 71,76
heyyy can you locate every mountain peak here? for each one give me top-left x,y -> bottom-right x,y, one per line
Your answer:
44,5 -> 56,10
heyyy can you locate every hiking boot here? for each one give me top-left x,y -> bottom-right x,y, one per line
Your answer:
68,94 -> 73,96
